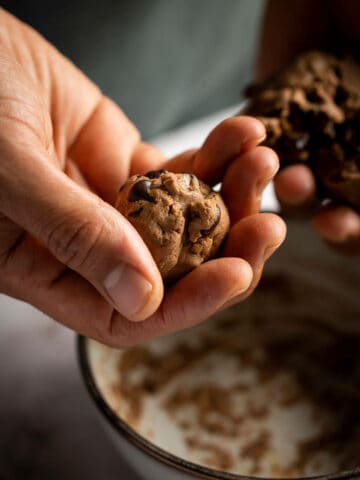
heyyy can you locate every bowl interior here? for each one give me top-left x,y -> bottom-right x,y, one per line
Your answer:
81,220 -> 360,479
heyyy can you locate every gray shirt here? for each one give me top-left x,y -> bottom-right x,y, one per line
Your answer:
3,0 -> 264,138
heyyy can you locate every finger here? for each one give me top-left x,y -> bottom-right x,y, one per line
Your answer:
0,143 -> 163,321
106,213 -> 285,347
163,116 -> 266,185
221,146 -> 279,222
311,204 -> 360,254
222,213 -> 286,304
274,164 -> 317,215
106,258 -> 253,347
0,234 -> 114,339
0,230 -> 252,346
129,142 -> 166,176
69,97 -> 141,205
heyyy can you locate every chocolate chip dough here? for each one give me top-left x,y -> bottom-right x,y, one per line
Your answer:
245,51 -> 360,209
116,170 -> 230,283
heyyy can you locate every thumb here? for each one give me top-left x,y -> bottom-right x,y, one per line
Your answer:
0,145 -> 163,321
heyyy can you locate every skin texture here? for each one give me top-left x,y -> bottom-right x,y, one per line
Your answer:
257,0 -> 360,254
0,9 -> 285,347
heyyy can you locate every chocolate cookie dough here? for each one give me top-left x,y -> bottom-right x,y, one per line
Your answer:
245,51 -> 360,209
116,170 -> 230,283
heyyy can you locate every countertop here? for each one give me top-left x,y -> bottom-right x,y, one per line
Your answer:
0,296 -> 139,479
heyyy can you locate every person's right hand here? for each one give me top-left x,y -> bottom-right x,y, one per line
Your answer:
274,166 -> 360,254
0,9 -> 285,346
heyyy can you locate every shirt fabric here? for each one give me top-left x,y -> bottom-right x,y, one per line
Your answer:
2,0 -> 265,138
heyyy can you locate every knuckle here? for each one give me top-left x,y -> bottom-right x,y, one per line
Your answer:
44,213 -> 105,271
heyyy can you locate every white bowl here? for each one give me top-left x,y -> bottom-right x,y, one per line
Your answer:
78,220 -> 360,480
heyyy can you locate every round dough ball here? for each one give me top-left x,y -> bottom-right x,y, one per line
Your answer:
116,170 -> 230,283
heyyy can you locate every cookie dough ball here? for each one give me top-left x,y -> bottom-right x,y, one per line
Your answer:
245,51 -> 360,209
116,170 -> 230,283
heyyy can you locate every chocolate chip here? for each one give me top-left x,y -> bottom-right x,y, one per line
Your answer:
333,64 -> 343,79
305,88 -> 324,104
146,169 -> 167,179
307,110 -> 332,134
128,180 -> 156,203
264,108 -> 283,118
334,85 -> 348,105
288,102 -> 307,130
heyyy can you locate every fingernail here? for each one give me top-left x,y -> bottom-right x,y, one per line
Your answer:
104,264 -> 153,320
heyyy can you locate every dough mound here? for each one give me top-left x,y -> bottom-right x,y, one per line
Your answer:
116,170 -> 230,283
245,51 -> 360,209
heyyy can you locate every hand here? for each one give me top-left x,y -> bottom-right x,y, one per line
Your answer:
256,0 -> 360,253
275,165 -> 360,254
0,9 -> 285,346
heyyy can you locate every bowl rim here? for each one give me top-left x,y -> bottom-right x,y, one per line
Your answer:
77,335 -> 360,480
